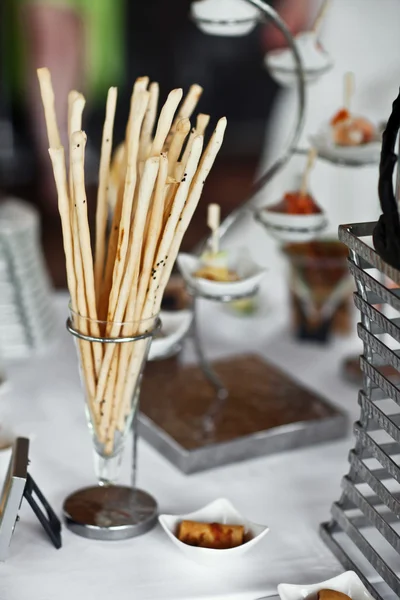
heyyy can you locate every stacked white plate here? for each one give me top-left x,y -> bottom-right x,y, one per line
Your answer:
0,198 -> 56,358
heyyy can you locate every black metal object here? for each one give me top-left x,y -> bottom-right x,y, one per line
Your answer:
24,474 -> 62,550
0,438 -> 61,559
320,222 -> 400,600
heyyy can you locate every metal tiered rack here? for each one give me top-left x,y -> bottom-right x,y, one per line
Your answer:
320,221 -> 400,600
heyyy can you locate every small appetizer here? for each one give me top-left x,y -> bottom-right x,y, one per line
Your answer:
193,204 -> 240,282
194,251 -> 240,282
267,148 -> 321,215
330,73 -> 376,146
268,191 -> 322,215
178,520 -> 245,549
318,590 -> 351,600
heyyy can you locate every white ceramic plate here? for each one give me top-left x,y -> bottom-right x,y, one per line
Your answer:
159,498 -> 269,567
256,208 -> 328,243
177,249 -> 266,298
265,60 -> 333,87
149,310 -> 192,361
310,125 -> 381,167
278,571 -> 374,600
191,0 -> 259,37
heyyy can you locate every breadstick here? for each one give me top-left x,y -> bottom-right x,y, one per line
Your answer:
114,139 -> 204,430
38,72 -> 96,409
140,135 -> 204,326
106,156 -> 169,439
71,131 -> 103,376
154,117 -> 227,314
126,76 -> 149,144
67,92 -> 98,396
181,113 -> 210,168
164,84 -> 203,150
135,154 -> 169,322
167,117 -> 190,176
139,82 -> 159,162
101,157 -> 159,424
48,148 -> 97,416
37,68 -> 61,148
99,177 -> 123,321
107,90 -> 149,326
149,88 -> 183,156
94,157 -> 159,420
48,148 -> 76,311
95,87 -> 118,301
108,142 -> 125,213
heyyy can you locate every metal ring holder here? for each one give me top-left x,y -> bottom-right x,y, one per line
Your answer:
186,0 -> 307,437
66,317 -> 161,344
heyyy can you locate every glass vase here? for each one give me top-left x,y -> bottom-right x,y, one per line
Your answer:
68,309 -> 158,486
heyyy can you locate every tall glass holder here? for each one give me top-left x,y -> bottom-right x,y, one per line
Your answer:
63,318 -> 160,541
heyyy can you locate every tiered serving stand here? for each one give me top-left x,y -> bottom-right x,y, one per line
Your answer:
139,0 -> 368,473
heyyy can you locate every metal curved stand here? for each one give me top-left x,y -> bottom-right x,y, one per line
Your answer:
189,286 -> 259,437
189,1 -> 306,435
213,0 -> 307,242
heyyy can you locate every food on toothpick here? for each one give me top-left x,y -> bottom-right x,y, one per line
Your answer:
267,148 -> 322,215
331,72 -> 376,146
193,203 -> 240,282
318,590 -> 351,600
178,520 -> 244,549
38,67 -> 226,453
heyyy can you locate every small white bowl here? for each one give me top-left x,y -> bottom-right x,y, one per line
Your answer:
310,125 -> 381,167
265,32 -> 334,87
266,63 -> 333,88
191,0 -> 259,36
149,310 -> 192,361
278,571 -> 374,600
158,498 -> 269,567
255,208 -> 328,243
177,249 -> 266,298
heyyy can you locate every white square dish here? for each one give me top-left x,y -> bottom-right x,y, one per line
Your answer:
158,498 -> 269,566
278,571 -> 374,600
177,249 -> 266,299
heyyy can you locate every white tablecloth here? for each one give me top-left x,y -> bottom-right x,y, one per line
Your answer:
0,290 -> 369,600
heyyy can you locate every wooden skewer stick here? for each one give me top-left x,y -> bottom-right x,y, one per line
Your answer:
94,87 -> 118,301
300,147 -> 317,197
207,203 -> 221,256
312,0 -> 332,35
344,71 -> 355,113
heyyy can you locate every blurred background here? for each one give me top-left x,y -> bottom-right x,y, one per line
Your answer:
0,0 -> 315,288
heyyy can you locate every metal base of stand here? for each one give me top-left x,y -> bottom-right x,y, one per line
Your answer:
63,486 -> 158,541
140,354 -> 347,474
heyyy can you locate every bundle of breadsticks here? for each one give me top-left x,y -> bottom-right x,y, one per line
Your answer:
37,68 -> 226,454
